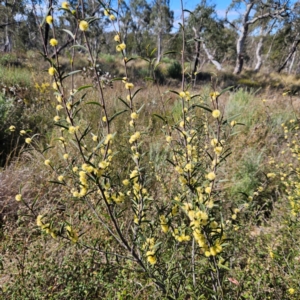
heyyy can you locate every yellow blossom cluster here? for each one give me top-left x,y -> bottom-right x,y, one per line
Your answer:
66,225 -> 78,243
116,43 -> 126,52
46,15 -> 53,25
210,91 -> 220,101
36,215 -> 57,239
79,20 -> 89,31
173,228 -> 191,242
181,203 -> 224,256
129,131 -> 141,144
62,2 -> 70,9
210,138 -> 224,157
15,194 -> 22,201
144,238 -> 157,265
49,38 -> 58,47
159,215 -> 169,233
179,91 -> 191,101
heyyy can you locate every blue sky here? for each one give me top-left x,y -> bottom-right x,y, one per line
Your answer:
170,0 -> 234,30
170,0 -> 233,17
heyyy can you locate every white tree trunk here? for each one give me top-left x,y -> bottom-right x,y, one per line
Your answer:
254,36 -> 264,72
289,51 -> 296,74
202,42 -> 223,71
233,3 -> 253,74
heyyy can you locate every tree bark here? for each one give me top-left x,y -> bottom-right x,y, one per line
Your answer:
192,26 -> 201,81
202,41 -> 223,71
233,3 -> 253,74
232,2 -> 287,75
278,34 -> 300,73
254,21 -> 276,72
288,50 -> 296,74
4,15 -> 12,52
254,36 -> 264,72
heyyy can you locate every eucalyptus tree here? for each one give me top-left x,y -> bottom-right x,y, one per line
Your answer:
150,0 -> 174,62
187,0 -> 235,75
226,0 -> 290,74
276,1 -> 300,73
128,0 -> 152,55
0,0 -> 29,51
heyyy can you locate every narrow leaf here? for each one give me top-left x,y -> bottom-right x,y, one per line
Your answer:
109,110 -> 127,122
163,50 -> 178,56
49,180 -> 66,185
62,70 -> 82,80
42,146 -> 55,154
118,97 -> 130,109
153,114 -> 167,123
136,104 -> 145,114
125,57 -> 137,63
85,101 -> 102,107
77,85 -> 93,92
70,45 -> 88,52
132,88 -> 143,100
62,29 -> 75,40
189,104 -> 212,113
54,123 -> 69,130
169,90 -> 180,96
150,48 -> 157,57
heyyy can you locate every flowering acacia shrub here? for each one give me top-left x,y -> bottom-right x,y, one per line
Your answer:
14,1 -> 240,298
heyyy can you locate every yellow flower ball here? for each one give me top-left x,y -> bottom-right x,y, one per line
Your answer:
104,9 -> 110,16
44,159 -> 51,166
131,112 -> 138,119
212,109 -> 221,118
210,91 -> 220,101
207,172 -> 216,181
56,95 -> 62,102
146,251 -> 157,265
179,91 -> 186,98
62,1 -> 70,9
25,138 -> 32,144
56,104 -> 63,111
122,179 -> 130,186
58,175 -> 64,182
214,146 -> 223,155
288,288 -> 295,295
49,38 -> 58,47
15,194 -> 22,201
114,34 -> 120,42
20,130 -> 26,136
46,15 -> 53,25
125,83 -> 134,89
53,116 -> 60,122
104,133 -> 113,145
109,14 -> 116,21
36,215 -> 43,227
79,20 -> 89,31
63,153 -> 69,160
230,120 -> 237,127
9,125 -> 16,132
68,126 -> 76,134
48,67 -> 56,76
116,43 -> 126,52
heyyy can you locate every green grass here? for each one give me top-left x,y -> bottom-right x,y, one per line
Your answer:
0,65 -> 32,87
